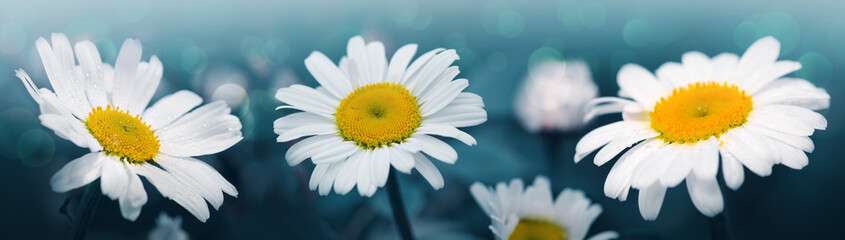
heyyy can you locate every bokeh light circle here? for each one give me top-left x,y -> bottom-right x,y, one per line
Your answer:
17,129 -> 54,167
795,52 -> 833,88
528,47 -> 563,69
623,19 -> 652,48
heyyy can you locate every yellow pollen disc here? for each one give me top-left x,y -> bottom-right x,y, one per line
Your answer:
85,105 -> 160,164
650,82 -> 753,144
509,218 -> 567,240
336,82 -> 421,149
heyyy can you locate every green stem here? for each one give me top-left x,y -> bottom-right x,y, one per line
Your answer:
386,169 -> 414,240
72,181 -> 102,240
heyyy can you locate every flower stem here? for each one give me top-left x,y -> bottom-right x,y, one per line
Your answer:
709,212 -> 730,240
386,169 -> 414,240
72,181 -> 102,240
710,184 -> 732,240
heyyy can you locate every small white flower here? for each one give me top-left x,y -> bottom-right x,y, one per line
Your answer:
274,36 -> 487,197
515,60 -> 598,132
16,33 -> 241,222
470,176 -> 618,240
148,212 -> 189,240
575,36 -> 829,220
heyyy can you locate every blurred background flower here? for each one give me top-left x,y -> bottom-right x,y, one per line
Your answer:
148,212 -> 189,240
515,59 -> 598,133
1,0 -> 844,239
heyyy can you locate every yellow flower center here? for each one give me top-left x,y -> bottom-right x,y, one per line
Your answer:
509,218 -> 567,240
85,105 -> 160,164
650,82 -> 753,144
336,82 -> 421,149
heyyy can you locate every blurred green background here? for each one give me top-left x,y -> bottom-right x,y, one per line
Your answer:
1,0 -> 843,239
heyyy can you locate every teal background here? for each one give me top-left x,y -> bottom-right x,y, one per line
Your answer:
0,0 -> 843,239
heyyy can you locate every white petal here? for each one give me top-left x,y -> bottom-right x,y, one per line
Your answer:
111,38 -> 143,113
638,182 -> 666,221
710,53 -> 739,83
752,105 -> 827,133
386,44 -> 418,83
604,140 -> 661,200
686,175 -> 724,217
587,231 -> 620,240
15,69 -> 42,103
311,140 -> 358,164
285,135 -> 340,166
304,51 -> 353,98
171,156 -> 238,196
424,93 -> 487,128
309,164 -> 330,191
334,151 -> 364,195
142,90 -> 203,130
655,62 -> 687,87
50,153 -> 104,192
593,129 -> 658,166
135,164 -> 210,222
691,137 -> 720,179
119,166 -> 148,221
275,84 -> 339,117
420,79 -> 468,116
616,64 -> 669,110
414,135 -> 458,164
347,36 -> 371,85
631,143 -> 679,189
469,182 -> 496,215
719,148 -> 745,190
366,41 -> 388,83
371,147 -> 390,188
388,147 -> 415,174
36,36 -> 91,118
318,162 -> 343,195
158,102 -> 243,157
357,151 -> 377,197
681,51 -> 712,83
753,78 -> 830,110
732,36 -> 780,86
721,130 -> 773,176
416,124 -> 476,145
406,50 -> 459,96
274,112 -> 332,134
100,158 -> 130,200
412,153 -> 444,189
745,122 -> 814,153
744,60 -> 802,94
401,48 -> 446,84
157,155 -> 225,210
126,56 -> 163,115
418,66 -> 460,104
658,146 -> 692,187
575,121 -> 649,163
583,97 -> 638,123
37,89 -> 92,145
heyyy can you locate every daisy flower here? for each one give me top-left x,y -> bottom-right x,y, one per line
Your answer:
274,36 -> 487,197
575,36 -> 829,220
515,60 -> 598,132
148,212 -> 189,240
470,176 -> 618,240
16,33 -> 241,222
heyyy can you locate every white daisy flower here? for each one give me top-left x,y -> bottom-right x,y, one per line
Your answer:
148,212 -> 189,240
16,33 -> 241,222
515,60 -> 598,133
274,36 -> 487,197
575,36 -> 829,220
470,176 -> 618,240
